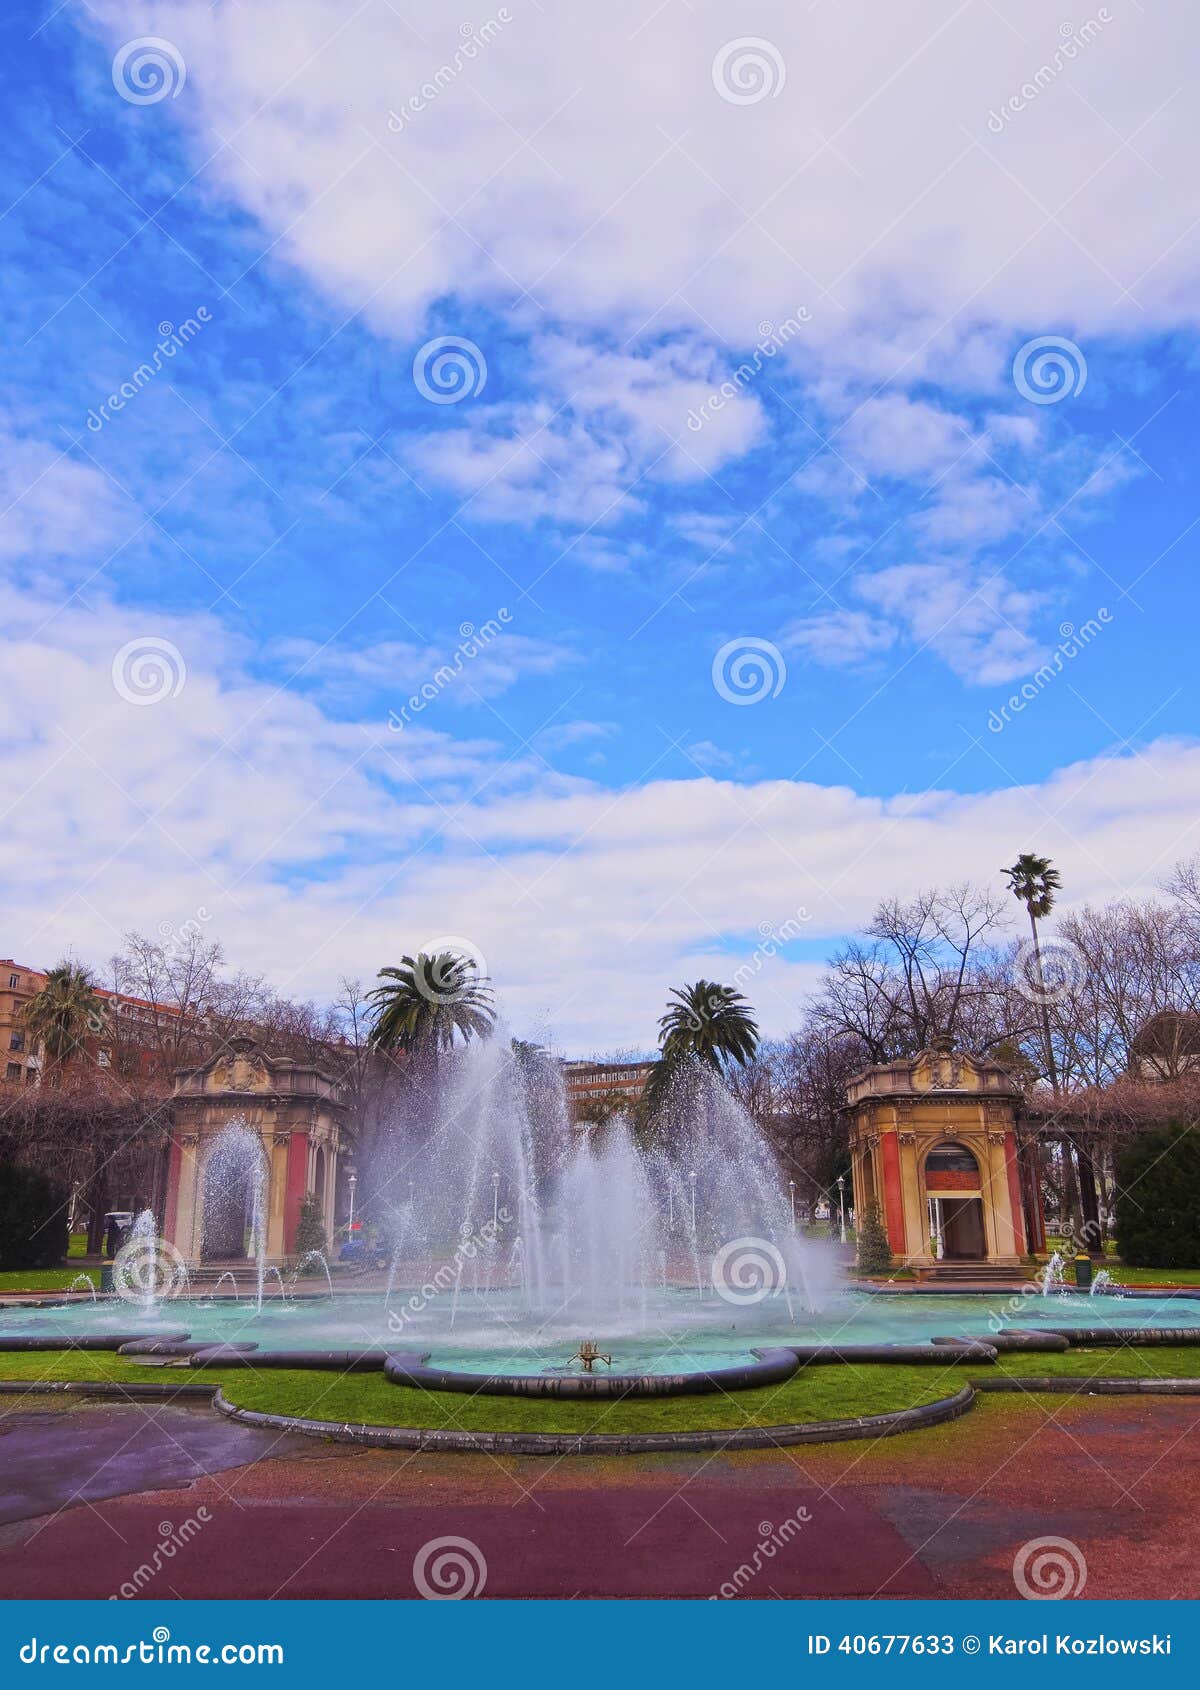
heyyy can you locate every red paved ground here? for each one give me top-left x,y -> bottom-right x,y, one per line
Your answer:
2,1391 -> 1199,1599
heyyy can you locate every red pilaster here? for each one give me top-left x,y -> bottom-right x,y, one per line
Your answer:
163,1136 -> 183,1242
1003,1132 -> 1027,1256
284,1132 -> 309,1254
880,1130 -> 907,1254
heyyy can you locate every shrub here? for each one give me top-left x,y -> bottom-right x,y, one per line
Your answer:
855,1198 -> 894,1274
293,1192 -> 329,1266
0,1162 -> 69,1269
1115,1125 -> 1200,1268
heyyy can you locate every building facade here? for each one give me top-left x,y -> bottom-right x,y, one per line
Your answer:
846,1037 -> 1044,1269
562,1058 -> 658,1121
0,956 -> 181,1087
164,1036 -> 347,1264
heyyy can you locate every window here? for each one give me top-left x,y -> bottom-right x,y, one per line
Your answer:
97,1047 -> 111,1068
5,1063 -> 21,1082
8,973 -> 18,989
9,1030 -> 24,1052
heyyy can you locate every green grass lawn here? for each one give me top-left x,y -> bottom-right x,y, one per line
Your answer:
0,1348 -> 970,1434
9,1342 -> 1199,1437
0,1268 -> 101,1292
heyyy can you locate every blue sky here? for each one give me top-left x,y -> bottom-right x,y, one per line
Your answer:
2,2 -> 1199,1049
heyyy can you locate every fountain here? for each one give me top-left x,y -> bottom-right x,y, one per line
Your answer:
67,1274 -> 97,1301
289,1251 -> 334,1299
7,1011 -> 1191,1388
201,1118 -> 268,1312
1090,1268 -> 1116,1296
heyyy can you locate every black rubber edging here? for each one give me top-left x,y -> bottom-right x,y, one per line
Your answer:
211,1380 -> 976,1455
0,1331 -> 191,1352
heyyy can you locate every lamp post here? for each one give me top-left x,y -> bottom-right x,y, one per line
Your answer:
789,1179 -> 796,1230
837,1174 -> 846,1245
347,1171 -> 357,1231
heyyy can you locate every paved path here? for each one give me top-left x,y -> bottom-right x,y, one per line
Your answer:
1,1392 -> 1198,1598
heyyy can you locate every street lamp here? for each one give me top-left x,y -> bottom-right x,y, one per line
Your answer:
347,1170 -> 357,1231
837,1174 -> 846,1245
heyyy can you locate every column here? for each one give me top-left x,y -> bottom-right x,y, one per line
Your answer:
880,1131 -> 907,1256
284,1131 -> 309,1258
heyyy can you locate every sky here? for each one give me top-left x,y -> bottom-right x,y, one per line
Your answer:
1,0 -> 1199,1052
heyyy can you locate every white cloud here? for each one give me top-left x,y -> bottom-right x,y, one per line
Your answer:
4,581 -> 1200,1047
783,608 -> 898,669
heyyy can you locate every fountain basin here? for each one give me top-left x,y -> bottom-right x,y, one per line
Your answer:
382,1345 -> 801,1397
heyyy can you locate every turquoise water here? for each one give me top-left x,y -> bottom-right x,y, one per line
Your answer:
0,1287 -> 1193,1374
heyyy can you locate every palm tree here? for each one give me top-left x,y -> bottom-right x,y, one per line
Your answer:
1002,852 -> 1062,1095
22,960 -> 107,1076
644,980 -> 759,1120
365,953 -> 495,1072
1002,853 -> 1101,1249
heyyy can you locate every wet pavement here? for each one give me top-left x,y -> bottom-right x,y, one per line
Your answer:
1,1391 -> 1198,1598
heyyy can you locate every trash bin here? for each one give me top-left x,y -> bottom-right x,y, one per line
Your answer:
1073,1252 -> 1093,1290
100,1263 -> 114,1293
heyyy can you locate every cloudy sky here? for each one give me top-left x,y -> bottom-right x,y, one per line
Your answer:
2,1 -> 1198,1050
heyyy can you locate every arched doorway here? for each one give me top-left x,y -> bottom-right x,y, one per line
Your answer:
199,1128 -> 267,1262
925,1141 -> 986,1261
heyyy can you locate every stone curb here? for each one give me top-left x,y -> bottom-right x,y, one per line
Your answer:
0,1379 -> 217,1400
971,1376 -> 1200,1395
210,1381 -> 976,1455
